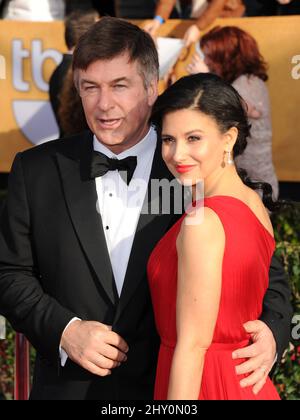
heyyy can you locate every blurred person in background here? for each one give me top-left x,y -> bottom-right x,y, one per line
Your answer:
65,0 -> 115,17
114,0 -> 155,19
243,0 -> 265,16
49,10 -> 99,137
65,0 -> 94,15
257,0 -> 300,15
144,0 -> 245,46
0,0 -> 116,19
1,0 -> 65,20
95,0 -> 116,16
276,0 -> 300,14
187,26 -> 279,198
57,66 -> 89,137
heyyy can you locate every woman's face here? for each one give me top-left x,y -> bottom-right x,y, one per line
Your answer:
161,108 -> 235,186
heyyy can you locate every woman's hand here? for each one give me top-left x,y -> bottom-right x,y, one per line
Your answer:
143,19 -> 161,38
183,24 -> 201,48
186,53 -> 209,74
246,101 -> 262,119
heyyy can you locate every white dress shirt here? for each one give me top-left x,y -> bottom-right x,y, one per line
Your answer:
93,125 -> 157,295
59,126 -> 157,365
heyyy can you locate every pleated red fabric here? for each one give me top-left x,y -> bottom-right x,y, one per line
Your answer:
147,196 -> 280,400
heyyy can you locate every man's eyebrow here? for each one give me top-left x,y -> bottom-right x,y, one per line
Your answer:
110,77 -> 130,84
80,77 -> 130,86
80,79 -> 98,86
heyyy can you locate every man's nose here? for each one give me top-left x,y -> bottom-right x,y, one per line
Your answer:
96,89 -> 114,112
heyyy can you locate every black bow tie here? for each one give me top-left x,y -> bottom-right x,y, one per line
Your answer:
90,151 -> 137,185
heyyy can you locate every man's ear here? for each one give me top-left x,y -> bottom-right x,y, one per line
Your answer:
147,79 -> 159,106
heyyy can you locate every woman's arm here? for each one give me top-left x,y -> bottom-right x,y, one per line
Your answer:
143,0 -> 176,37
167,207 -> 225,400
183,0 -> 227,46
194,0 -> 227,31
155,0 -> 176,21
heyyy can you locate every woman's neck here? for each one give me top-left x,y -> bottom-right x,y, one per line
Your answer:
192,165 -> 244,202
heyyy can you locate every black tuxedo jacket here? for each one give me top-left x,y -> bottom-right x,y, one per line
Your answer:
0,131 -> 292,400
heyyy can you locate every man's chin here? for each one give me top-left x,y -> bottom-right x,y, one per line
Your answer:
94,132 -> 127,149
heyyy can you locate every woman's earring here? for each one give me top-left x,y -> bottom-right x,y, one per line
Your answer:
222,150 -> 234,168
226,150 -> 234,165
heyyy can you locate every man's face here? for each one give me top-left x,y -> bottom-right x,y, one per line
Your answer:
76,53 -> 158,154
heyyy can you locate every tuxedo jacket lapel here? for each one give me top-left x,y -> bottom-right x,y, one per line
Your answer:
55,131 -> 118,307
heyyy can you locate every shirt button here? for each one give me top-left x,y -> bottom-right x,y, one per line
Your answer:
105,226 -> 109,230
109,193 -> 113,197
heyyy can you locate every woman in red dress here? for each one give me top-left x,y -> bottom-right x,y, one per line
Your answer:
147,73 -> 280,400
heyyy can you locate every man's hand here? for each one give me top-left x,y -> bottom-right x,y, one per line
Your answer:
60,320 -> 129,376
232,320 -> 277,395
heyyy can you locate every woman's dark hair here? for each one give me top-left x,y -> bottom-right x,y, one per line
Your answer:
151,73 -> 279,211
200,26 -> 268,84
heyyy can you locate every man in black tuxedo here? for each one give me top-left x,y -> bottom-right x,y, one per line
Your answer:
0,17 -> 292,400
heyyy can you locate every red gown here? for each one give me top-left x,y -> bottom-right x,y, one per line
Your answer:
147,196 -> 280,400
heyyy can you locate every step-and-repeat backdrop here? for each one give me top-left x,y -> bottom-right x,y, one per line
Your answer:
0,17 -> 299,180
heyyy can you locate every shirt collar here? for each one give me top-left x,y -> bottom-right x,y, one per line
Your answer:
93,126 -> 156,161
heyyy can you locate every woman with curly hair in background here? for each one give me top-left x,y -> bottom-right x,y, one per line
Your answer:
187,26 -> 279,198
